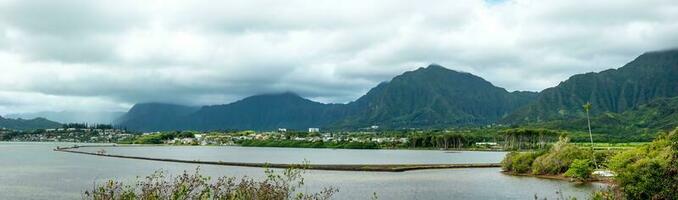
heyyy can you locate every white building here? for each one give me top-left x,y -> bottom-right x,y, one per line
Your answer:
308,128 -> 320,133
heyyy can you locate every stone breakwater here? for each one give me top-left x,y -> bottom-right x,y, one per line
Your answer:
54,145 -> 501,172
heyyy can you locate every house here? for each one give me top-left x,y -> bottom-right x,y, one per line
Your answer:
308,128 -> 320,133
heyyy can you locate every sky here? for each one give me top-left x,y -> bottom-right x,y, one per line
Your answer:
1,0 -> 677,115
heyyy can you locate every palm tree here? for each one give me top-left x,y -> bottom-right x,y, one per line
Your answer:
583,102 -> 597,168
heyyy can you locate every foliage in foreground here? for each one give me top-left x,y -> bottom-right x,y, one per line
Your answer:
599,128 -> 678,200
84,167 -> 337,200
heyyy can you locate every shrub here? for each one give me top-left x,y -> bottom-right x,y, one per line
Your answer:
605,129 -> 678,200
84,167 -> 337,200
531,137 -> 589,175
564,159 -> 592,181
501,151 -> 544,173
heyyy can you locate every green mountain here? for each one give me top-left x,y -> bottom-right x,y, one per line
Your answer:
506,49 -> 678,124
336,64 -> 537,128
533,96 -> 678,141
114,103 -> 199,131
116,64 -> 536,131
0,115 -> 61,131
114,49 -> 678,132
190,92 -> 347,131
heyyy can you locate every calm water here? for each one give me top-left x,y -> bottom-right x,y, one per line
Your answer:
0,142 -> 606,200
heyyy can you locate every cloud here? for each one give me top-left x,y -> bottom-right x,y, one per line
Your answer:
0,0 -> 677,114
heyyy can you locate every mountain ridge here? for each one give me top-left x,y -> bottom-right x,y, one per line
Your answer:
116,64 -> 538,131
115,49 -> 678,132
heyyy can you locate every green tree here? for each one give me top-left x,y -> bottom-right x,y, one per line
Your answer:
564,159 -> 592,182
583,102 -> 597,168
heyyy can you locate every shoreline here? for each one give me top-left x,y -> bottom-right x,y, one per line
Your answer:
54,145 -> 501,172
501,171 -> 613,184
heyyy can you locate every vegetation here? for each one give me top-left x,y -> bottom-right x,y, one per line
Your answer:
239,140 -> 380,149
597,128 -> 678,200
501,136 -> 590,176
121,132 -> 196,144
531,137 -> 590,175
62,123 -> 114,129
563,159 -> 593,182
84,167 -> 338,200
501,151 -> 544,173
407,133 -> 493,149
500,128 -> 560,150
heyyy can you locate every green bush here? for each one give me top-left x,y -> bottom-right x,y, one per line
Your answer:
605,129 -> 678,200
531,137 -> 589,175
501,151 -> 544,173
564,159 -> 592,181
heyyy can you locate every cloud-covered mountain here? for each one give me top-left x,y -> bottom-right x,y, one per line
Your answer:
115,49 -> 678,132
113,103 -> 199,131
116,64 -> 537,131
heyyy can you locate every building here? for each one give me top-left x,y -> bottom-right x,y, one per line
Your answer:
278,128 -> 287,132
308,128 -> 320,133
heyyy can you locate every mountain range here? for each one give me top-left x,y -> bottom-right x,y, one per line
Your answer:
114,64 -> 541,132
5,49 -> 677,133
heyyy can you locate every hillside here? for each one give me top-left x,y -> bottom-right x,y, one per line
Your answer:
189,92 -> 348,131
0,116 -> 61,131
114,103 -> 199,131
506,49 -> 678,123
531,97 -> 678,141
335,64 -> 536,128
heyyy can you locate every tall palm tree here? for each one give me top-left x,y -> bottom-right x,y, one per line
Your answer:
583,102 -> 597,168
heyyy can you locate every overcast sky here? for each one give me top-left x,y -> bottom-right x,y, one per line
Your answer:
1,0 -> 677,114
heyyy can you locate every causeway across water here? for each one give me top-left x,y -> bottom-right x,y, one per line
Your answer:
54,145 -> 501,172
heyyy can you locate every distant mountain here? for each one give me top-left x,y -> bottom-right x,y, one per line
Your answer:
335,64 -> 537,128
0,115 -> 61,131
6,111 -> 125,124
505,49 -> 678,123
190,92 -> 347,131
114,103 -> 199,131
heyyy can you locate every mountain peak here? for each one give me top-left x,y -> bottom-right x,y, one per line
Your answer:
426,63 -> 445,69
248,91 -> 303,100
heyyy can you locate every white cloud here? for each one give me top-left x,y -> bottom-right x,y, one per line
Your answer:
0,0 -> 677,114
